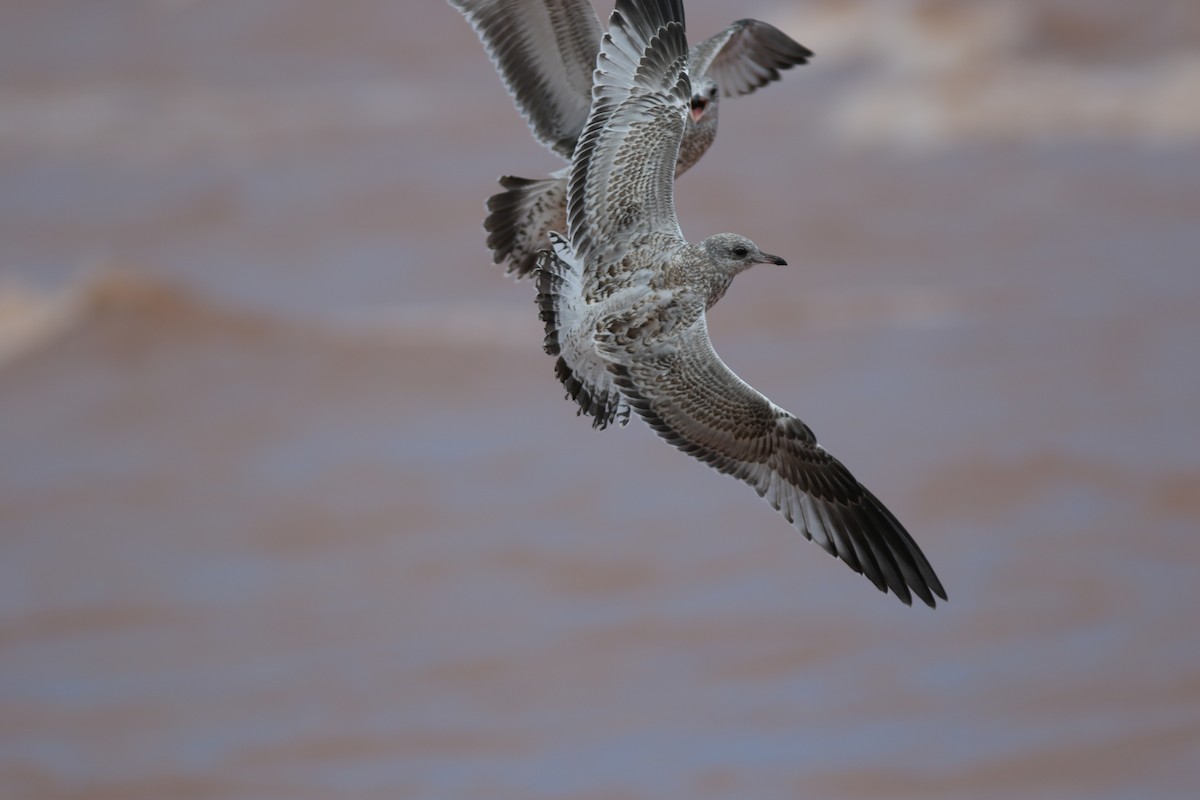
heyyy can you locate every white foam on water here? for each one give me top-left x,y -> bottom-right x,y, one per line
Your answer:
0,81 -> 435,162
773,0 -> 1200,148
0,279 -> 83,369
0,267 -> 546,373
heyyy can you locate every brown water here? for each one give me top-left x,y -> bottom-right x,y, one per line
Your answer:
2,2 -> 1199,798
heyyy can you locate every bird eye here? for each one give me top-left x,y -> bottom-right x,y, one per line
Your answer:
708,86 -> 718,98
732,246 -> 748,258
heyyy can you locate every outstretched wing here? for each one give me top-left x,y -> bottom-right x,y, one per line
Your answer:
608,315 -> 946,607
689,19 -> 813,98
567,0 -> 690,268
449,0 -> 603,159
535,232 -> 631,429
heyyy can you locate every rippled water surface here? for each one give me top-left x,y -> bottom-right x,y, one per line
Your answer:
2,1 -> 1199,798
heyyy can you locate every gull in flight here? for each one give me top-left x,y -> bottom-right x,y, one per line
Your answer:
449,0 -> 812,278
535,0 -> 946,607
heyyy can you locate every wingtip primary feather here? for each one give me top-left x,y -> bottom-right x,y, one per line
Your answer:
610,360 -> 945,608
533,237 -> 630,431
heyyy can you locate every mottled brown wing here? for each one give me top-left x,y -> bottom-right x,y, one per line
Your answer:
608,315 -> 946,607
566,0 -> 690,269
535,232 -> 631,429
689,19 -> 813,98
449,0 -> 603,159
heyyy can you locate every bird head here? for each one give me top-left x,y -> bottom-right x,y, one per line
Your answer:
689,77 -> 719,123
703,233 -> 787,274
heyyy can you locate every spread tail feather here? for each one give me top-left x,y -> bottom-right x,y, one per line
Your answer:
485,175 -> 568,279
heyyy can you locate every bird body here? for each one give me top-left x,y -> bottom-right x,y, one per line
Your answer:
534,0 -> 946,607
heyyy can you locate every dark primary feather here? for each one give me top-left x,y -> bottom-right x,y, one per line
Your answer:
535,229 -> 632,429
535,243 -> 629,429
607,321 -> 945,607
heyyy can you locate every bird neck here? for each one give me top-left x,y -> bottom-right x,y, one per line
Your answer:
704,272 -> 735,308
677,111 -> 719,176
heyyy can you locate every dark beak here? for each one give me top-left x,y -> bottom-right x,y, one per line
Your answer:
689,96 -> 707,122
761,252 -> 787,266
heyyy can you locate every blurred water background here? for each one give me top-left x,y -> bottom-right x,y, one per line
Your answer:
1,1 -> 1198,798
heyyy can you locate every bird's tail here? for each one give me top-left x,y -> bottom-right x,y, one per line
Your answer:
485,175 -> 568,279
